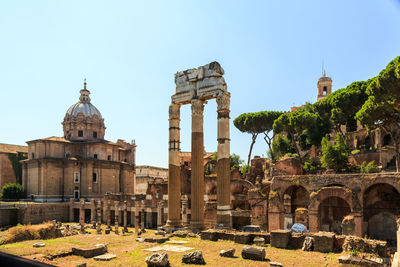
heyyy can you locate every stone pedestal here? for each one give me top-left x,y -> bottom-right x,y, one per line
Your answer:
166,103 -> 182,228
190,99 -> 205,230
216,93 -> 231,228
114,201 -> 119,234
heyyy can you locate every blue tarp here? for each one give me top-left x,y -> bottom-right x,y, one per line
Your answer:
291,223 -> 307,233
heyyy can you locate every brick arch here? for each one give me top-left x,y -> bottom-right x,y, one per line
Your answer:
230,179 -> 255,195
309,186 -> 354,212
361,178 -> 400,202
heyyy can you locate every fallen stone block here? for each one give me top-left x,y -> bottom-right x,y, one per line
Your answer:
144,236 -> 170,243
146,252 -> 170,267
241,245 -> 265,261
234,233 -> 251,244
269,262 -> 283,267
270,230 -> 291,249
182,250 -> 206,265
94,253 -> 116,261
302,236 -> 314,251
343,236 -> 389,258
72,245 -> 107,258
338,255 -> 383,267
172,230 -> 189,238
313,232 -> 335,253
33,243 -> 46,248
219,248 -> 235,258
136,237 -> 145,242
289,233 -> 306,249
253,237 -> 265,246
200,230 -> 218,241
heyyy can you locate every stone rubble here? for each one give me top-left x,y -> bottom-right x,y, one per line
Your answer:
181,250 -> 206,265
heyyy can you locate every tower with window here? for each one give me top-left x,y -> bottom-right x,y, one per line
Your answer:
317,70 -> 332,101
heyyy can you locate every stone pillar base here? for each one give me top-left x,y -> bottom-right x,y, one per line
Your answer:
165,219 -> 182,228
216,211 -> 232,229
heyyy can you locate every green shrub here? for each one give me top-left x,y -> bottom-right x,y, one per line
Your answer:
240,164 -> 250,176
321,133 -> 349,172
272,134 -> 294,159
351,149 -> 360,155
303,157 -> 321,173
360,161 -> 379,173
1,183 -> 25,200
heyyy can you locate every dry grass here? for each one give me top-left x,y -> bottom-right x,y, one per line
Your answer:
0,222 -> 62,244
0,225 -> 347,266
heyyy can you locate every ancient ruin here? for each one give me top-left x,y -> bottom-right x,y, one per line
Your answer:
167,61 -> 231,230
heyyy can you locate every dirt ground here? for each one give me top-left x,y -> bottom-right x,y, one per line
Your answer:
0,225 -> 348,266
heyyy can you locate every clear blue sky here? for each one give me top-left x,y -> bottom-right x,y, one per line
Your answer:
1,1 -> 400,167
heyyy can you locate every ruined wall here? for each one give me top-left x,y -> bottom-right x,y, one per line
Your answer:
20,203 -> 70,224
0,153 -> 17,189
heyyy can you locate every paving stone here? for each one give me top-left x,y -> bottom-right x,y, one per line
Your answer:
94,253 -> 116,261
338,255 -> 383,267
33,243 -> 46,248
269,262 -> 283,267
72,245 -> 107,258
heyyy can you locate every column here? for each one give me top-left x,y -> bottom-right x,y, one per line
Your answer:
130,200 -> 135,227
123,201 -> 128,233
96,200 -> 102,234
190,99 -> 205,229
69,198 -> 74,222
157,202 -> 163,227
90,199 -> 96,228
181,195 -> 188,226
216,92 -> 231,228
141,200 -> 145,230
106,200 -> 111,231
166,103 -> 182,227
135,198 -> 140,234
79,199 -> 85,234
114,201 -> 119,234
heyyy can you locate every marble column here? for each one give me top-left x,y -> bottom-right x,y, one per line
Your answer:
69,198 -> 74,222
135,199 -> 140,234
79,199 -> 85,234
96,200 -> 102,234
216,92 -> 231,228
91,199 -> 96,228
181,195 -> 188,226
157,202 -> 163,227
190,99 -> 205,230
106,200 -> 111,231
123,201 -> 128,233
141,200 -> 145,230
130,200 -> 135,227
114,201 -> 119,234
166,103 -> 182,227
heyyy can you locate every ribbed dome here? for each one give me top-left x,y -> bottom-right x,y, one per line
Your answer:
66,102 -> 102,119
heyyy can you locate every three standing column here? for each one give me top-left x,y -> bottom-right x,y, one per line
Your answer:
216,92 -> 232,228
190,99 -> 205,230
166,103 -> 182,227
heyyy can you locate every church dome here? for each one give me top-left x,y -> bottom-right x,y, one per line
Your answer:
62,80 -> 106,141
66,102 -> 102,119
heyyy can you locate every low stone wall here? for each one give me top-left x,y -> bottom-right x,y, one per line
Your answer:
0,209 -> 18,226
0,203 -> 69,226
21,203 -> 69,224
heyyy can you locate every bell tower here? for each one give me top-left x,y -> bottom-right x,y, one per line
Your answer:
317,70 -> 332,101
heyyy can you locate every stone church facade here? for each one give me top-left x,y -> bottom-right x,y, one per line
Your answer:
22,82 -> 136,202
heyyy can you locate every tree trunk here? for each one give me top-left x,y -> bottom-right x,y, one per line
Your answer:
247,133 -> 258,167
291,135 -> 302,162
264,132 -> 274,161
